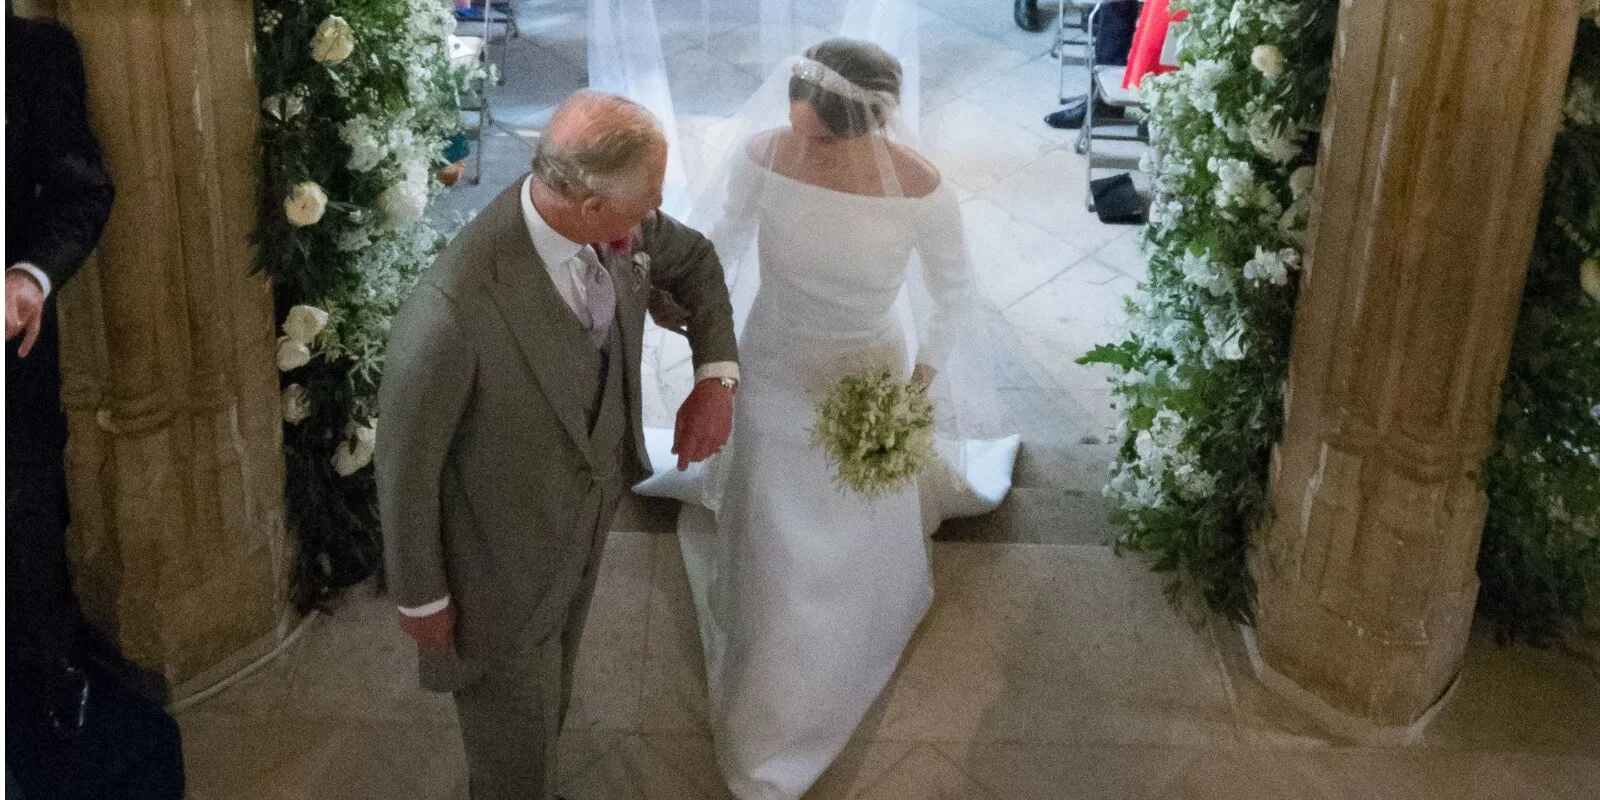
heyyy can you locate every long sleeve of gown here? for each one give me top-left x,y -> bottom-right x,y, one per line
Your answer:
910,185 -> 978,370
703,152 -> 764,284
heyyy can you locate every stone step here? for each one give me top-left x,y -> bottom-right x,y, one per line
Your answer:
933,485 -> 1120,546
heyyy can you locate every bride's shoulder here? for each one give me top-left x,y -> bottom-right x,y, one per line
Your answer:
888,143 -> 943,199
744,128 -> 791,167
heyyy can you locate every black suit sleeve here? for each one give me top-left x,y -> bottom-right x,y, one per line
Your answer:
15,22 -> 114,291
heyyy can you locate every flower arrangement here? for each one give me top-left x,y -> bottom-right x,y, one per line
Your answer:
1080,0 -> 1339,622
1087,0 -> 1599,640
254,0 -> 482,611
812,371 -> 937,499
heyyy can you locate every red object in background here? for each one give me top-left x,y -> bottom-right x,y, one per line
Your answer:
1123,0 -> 1188,90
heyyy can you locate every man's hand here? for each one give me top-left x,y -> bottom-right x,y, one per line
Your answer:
399,605 -> 457,651
911,363 -> 937,388
673,378 -> 734,470
6,270 -> 47,357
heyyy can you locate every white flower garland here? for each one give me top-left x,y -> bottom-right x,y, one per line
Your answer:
1084,0 -> 1335,619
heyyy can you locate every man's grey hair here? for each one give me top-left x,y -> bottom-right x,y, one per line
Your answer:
532,90 -> 662,199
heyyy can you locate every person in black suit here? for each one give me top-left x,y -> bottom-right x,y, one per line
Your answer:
1044,0 -> 1140,129
5,9 -> 184,799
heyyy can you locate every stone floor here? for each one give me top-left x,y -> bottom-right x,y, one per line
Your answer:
179,535 -> 1600,799
176,1 -> 1600,797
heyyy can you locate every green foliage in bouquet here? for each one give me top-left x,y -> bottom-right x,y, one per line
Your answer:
1079,0 -> 1339,622
812,372 -> 937,499
1478,17 -> 1600,644
253,0 -> 480,611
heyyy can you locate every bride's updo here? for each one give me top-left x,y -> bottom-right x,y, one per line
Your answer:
789,38 -> 902,139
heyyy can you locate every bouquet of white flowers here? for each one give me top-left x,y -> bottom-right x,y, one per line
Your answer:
811,370 -> 937,498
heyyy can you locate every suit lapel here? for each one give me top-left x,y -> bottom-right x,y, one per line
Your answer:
483,182 -> 596,465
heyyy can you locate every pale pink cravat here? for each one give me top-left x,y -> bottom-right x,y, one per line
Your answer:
575,245 -> 615,348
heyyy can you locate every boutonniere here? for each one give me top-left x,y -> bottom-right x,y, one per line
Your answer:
607,232 -> 650,289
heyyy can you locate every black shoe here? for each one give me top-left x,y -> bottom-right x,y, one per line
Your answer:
1014,0 -> 1046,32
1044,99 -> 1126,130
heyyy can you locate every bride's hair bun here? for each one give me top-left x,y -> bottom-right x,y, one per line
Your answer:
790,38 -> 901,139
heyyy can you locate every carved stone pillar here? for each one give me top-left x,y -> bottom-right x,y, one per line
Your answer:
45,0 -> 290,694
1253,0 -> 1581,737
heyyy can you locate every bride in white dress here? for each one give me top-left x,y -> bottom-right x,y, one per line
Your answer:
635,37 -> 1020,800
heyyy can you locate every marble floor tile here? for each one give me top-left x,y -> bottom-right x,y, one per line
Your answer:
181,712 -> 468,800
1063,258 -> 1125,286
920,97 -> 1058,193
933,485 -> 1118,546
959,197 -> 1087,310
636,532 -> 716,735
854,744 -> 1001,800
917,0 -> 1061,54
561,734 -> 724,800
565,531 -> 656,734
703,23 -> 843,82
875,544 -> 1239,747
281,588 -> 458,726
1094,227 -> 1149,281
665,47 -> 765,117
918,13 -> 1038,113
487,40 -> 589,127
1419,629 -> 1600,758
980,149 -> 1132,253
1004,267 -> 1136,349
945,742 -> 1600,800
961,51 -> 1091,145
805,738 -> 921,800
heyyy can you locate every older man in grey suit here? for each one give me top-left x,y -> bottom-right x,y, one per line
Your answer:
376,91 -> 738,799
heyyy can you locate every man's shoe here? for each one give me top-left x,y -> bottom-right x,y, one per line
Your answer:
1044,98 -> 1126,130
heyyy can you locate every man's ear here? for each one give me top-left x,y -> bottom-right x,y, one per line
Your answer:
580,194 -> 607,216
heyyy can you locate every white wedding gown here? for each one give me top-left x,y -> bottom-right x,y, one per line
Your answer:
636,159 -> 1019,800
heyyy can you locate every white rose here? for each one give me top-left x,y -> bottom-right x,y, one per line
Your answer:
261,92 -> 305,123
1290,165 -> 1316,199
1563,77 -> 1599,127
1251,45 -> 1286,79
285,182 -> 328,227
282,384 -> 312,424
333,423 -> 378,477
311,16 -> 356,64
1581,257 -> 1600,302
379,178 -> 428,228
282,304 -> 330,345
277,336 -> 312,371
1214,324 -> 1248,361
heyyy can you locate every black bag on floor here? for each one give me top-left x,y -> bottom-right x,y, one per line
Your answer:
1091,173 -> 1147,225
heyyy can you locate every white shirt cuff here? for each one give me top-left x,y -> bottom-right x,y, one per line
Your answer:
398,596 -> 451,617
694,361 -> 740,384
8,263 -> 52,299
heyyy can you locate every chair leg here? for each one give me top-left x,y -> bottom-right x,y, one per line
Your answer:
1056,5 -> 1068,102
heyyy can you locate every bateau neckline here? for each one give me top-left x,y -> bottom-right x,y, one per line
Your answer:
744,152 -> 944,201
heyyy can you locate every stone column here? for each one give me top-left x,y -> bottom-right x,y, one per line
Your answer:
1253,0 -> 1580,737
44,0 -> 291,695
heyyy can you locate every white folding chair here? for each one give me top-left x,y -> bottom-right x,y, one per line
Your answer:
1055,0 -> 1100,102
1073,1 -> 1148,212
